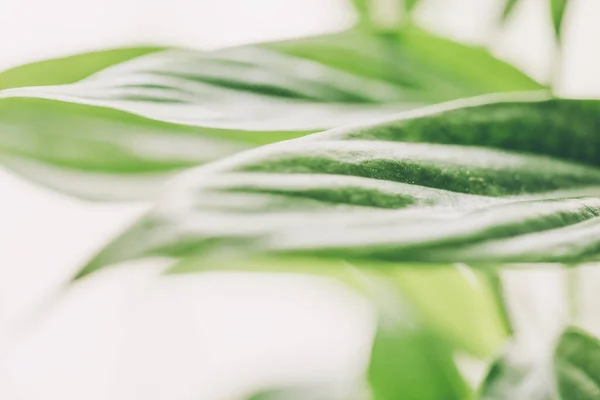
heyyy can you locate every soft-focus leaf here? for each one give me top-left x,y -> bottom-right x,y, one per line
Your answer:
554,327 -> 600,399
0,47 -> 162,90
245,386 -> 340,400
77,93 -> 600,278
171,257 -> 507,357
550,0 -> 569,41
480,343 -> 553,400
500,0 -> 521,23
0,27 -> 539,200
404,0 -> 421,13
360,273 -> 470,400
389,267 -> 508,357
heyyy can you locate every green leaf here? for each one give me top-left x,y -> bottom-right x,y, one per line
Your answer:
245,386 -> 339,400
0,47 -> 162,90
0,27 -> 540,200
480,343 -> 553,400
389,267 -> 508,357
351,271 -> 470,400
500,0 -> 521,23
554,327 -> 600,399
404,0 -> 421,13
171,257 -> 507,358
76,93 -> 600,279
550,0 -> 569,41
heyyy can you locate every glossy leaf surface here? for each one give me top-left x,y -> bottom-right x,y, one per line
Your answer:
0,27 -> 539,200
77,93 -> 600,278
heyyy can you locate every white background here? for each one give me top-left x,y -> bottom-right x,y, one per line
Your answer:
0,0 -> 599,399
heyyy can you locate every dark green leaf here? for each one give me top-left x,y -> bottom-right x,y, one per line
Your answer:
76,93 -> 600,278
0,28 -> 540,200
550,0 -> 569,41
554,327 -> 600,399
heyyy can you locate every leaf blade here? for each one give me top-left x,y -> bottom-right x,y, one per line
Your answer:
0,28 -> 540,200
76,94 -> 600,278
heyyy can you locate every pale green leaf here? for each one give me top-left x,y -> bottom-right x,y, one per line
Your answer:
550,0 -> 569,41
404,0 -> 421,13
351,271 -> 470,400
76,93 -> 600,279
0,27 -> 540,200
554,327 -> 600,399
171,257 -> 507,358
501,0 -> 521,23
0,47 -> 162,90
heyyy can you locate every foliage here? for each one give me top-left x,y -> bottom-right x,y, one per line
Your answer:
0,0 -> 597,399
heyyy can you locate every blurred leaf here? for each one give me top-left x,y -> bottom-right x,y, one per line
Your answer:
0,47 -> 161,90
76,93 -> 600,279
245,386 -> 340,400
170,257 -> 507,358
483,327 -> 600,399
500,0 -> 521,23
0,27 -> 540,200
389,267 -> 508,357
554,327 -> 600,399
359,273 -> 470,400
550,0 -> 569,41
480,342 -> 553,400
404,0 -> 421,13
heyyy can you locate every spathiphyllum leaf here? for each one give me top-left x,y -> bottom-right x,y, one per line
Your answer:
554,327 -> 600,399
76,93 -> 600,279
0,27 -> 539,200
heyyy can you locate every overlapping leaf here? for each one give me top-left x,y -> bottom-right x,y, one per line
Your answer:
76,93 -> 600,278
554,327 -> 600,399
0,27 -> 540,200
482,327 -> 600,399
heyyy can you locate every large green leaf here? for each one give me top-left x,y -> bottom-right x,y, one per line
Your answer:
77,93 -> 600,278
0,27 -> 540,200
554,327 -> 600,399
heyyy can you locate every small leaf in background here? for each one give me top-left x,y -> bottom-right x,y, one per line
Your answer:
480,342 -> 553,400
0,26 -> 540,200
550,0 -> 569,41
245,385 -> 341,400
404,0 -> 421,14
77,94 -> 600,278
352,271 -> 470,400
389,266 -> 508,357
554,327 -> 600,400
500,0 -> 522,23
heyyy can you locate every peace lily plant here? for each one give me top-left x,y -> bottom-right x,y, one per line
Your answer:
0,0 -> 596,398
